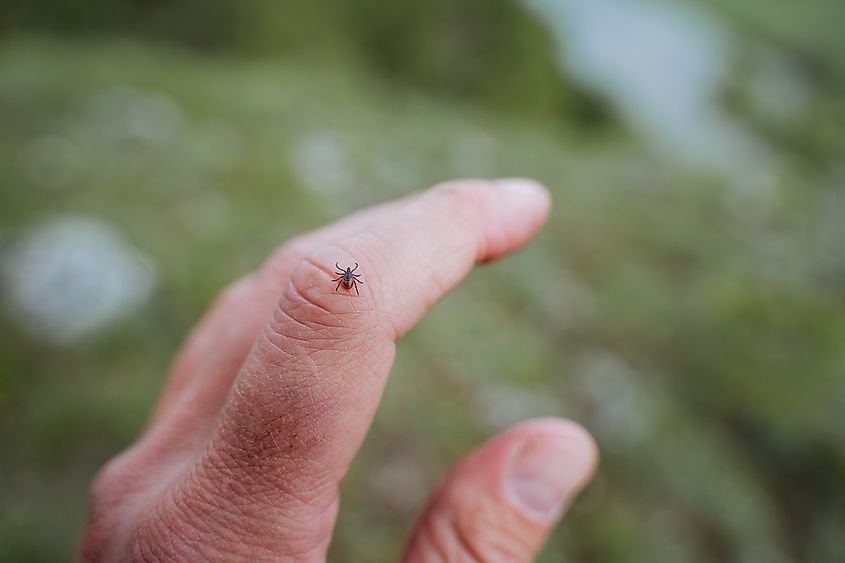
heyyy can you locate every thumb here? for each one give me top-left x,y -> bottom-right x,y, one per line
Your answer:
403,419 -> 597,563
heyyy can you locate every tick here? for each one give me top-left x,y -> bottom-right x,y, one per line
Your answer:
332,262 -> 364,295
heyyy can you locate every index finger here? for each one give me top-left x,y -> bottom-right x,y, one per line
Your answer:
186,179 -> 551,547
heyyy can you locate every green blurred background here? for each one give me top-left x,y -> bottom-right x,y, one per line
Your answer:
2,0 -> 845,561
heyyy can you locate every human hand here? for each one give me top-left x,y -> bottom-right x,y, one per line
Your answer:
78,179 -> 598,562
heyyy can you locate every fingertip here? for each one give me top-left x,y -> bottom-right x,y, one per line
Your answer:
403,417 -> 597,563
432,177 -> 550,226
494,177 -> 551,221
494,177 -> 551,204
426,177 -> 550,263
508,417 -> 599,468
503,418 -> 598,521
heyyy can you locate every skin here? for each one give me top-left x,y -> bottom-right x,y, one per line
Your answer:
78,178 -> 599,562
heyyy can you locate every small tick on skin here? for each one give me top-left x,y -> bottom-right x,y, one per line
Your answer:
332,262 -> 364,295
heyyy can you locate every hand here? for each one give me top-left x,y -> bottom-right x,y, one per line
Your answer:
78,179 -> 598,562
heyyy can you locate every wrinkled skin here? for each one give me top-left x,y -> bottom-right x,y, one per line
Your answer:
78,179 -> 598,562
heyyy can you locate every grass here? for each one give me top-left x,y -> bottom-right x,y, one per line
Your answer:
1,35 -> 844,562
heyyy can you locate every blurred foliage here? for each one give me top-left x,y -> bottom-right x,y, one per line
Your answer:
2,0 -> 603,121
2,0 -> 845,562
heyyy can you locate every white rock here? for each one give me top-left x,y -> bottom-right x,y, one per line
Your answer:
2,217 -> 157,344
524,0 -> 775,180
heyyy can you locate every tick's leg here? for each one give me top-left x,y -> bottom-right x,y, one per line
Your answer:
354,282 -> 360,295
335,280 -> 342,292
336,262 -> 341,270
351,263 -> 359,272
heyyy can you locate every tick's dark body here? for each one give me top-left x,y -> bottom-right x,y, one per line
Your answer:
332,263 -> 363,295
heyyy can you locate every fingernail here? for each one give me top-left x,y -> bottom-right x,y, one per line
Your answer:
506,434 -> 593,519
494,178 -> 548,202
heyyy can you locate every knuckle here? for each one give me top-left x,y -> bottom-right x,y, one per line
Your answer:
431,178 -> 492,200
287,258 -> 346,325
421,499 -> 532,563
262,236 -> 314,278
89,449 -> 136,508
430,179 -> 494,214
266,290 -> 349,354
215,273 -> 257,309
80,449 -> 146,560
427,180 -> 491,249
265,250 -> 383,347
